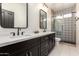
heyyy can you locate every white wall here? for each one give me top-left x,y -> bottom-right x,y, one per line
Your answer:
27,3 -> 52,32
47,8 -> 52,31
0,3 -> 52,36
76,4 -> 79,44
76,20 -> 79,44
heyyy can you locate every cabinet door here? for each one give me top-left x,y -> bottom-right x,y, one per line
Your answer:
50,34 -> 55,47
40,36 -> 49,56
52,34 -> 55,46
49,36 -> 53,50
2,9 -> 14,28
28,45 -> 40,56
48,34 -> 55,52
27,37 -> 40,49
40,41 -> 49,56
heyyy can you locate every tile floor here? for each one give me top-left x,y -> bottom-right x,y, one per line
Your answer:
48,43 -> 79,56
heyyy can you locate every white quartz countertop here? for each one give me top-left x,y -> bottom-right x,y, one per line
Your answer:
0,32 -> 55,47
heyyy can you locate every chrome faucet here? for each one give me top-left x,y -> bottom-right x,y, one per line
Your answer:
17,28 -> 21,35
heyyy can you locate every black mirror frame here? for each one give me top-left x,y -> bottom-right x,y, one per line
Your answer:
0,3 -> 28,29
39,9 -> 47,29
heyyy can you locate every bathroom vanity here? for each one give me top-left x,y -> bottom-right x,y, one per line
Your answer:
0,3 -> 55,56
0,32 -> 55,56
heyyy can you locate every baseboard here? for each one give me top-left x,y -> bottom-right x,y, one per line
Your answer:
60,40 -> 76,44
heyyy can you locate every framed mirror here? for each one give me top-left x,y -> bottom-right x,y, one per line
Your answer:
0,3 -> 28,28
39,9 -> 47,29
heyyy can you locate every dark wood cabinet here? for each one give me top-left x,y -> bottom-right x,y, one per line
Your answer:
48,34 -> 55,52
40,36 -> 49,56
1,9 -> 14,28
40,34 -> 55,56
27,37 -> 40,49
28,45 -> 40,56
0,33 -> 55,56
27,37 -> 41,56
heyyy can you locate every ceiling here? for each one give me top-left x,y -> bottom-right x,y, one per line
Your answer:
46,3 -> 76,12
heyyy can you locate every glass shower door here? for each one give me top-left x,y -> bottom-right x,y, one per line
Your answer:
62,13 -> 76,43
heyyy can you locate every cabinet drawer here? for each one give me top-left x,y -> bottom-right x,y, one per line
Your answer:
41,36 -> 49,42
49,33 -> 55,37
27,38 -> 40,48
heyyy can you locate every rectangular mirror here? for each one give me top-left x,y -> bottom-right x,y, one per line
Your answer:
39,9 -> 47,29
0,3 -> 28,28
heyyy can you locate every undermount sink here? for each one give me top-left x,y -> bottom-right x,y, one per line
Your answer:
24,34 -> 32,36
9,34 -> 32,39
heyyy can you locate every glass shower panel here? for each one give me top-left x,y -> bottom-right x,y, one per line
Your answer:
55,18 -> 63,38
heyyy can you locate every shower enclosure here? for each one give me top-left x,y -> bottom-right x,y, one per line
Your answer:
52,6 -> 76,44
